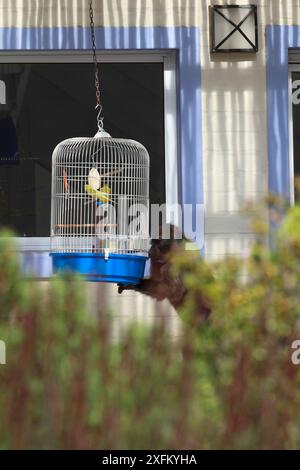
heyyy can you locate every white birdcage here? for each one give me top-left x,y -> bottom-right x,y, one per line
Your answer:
50,1 -> 150,283
50,130 -> 150,283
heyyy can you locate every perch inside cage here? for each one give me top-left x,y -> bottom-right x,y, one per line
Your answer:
50,130 -> 150,283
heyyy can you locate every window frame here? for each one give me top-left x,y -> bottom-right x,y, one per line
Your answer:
288,62 -> 300,205
0,50 -> 179,262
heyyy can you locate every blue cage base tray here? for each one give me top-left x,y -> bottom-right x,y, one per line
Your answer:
50,252 -> 147,284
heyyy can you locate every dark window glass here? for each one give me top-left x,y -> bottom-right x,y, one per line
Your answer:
0,62 -> 165,236
292,71 -> 300,200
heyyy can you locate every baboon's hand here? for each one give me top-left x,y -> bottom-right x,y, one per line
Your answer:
118,284 -> 135,294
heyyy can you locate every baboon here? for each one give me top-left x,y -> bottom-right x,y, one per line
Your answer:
118,224 -> 211,325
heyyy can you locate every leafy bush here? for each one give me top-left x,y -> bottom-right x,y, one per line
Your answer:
1,202 -> 300,450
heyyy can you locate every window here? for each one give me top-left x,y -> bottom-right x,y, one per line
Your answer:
290,61 -> 300,202
0,52 -> 178,262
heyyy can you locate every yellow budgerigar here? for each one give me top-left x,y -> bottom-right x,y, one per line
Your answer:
84,184 -> 111,203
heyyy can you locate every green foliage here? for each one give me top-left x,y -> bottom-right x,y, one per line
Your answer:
1,202 -> 300,449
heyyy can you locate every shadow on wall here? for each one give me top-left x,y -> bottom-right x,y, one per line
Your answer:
0,0 -> 199,30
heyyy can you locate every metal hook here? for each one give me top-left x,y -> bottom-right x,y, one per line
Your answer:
95,103 -> 104,131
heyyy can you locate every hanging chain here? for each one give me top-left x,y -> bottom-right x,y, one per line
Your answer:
89,0 -> 104,131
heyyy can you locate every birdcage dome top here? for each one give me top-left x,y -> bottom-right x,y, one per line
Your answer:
52,136 -> 150,166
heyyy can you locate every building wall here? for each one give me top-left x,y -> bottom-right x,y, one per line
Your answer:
0,0 -> 299,324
